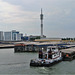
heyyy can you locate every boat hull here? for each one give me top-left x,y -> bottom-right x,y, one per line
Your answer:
30,59 -> 62,67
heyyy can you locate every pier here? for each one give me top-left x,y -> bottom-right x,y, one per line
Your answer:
0,44 -> 14,49
14,41 -> 73,52
14,41 -> 68,52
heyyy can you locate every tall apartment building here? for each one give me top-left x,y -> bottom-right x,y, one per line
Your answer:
4,32 -> 12,41
4,30 -> 22,41
12,30 -> 22,41
0,31 -> 3,41
17,34 -> 21,41
12,30 -> 19,41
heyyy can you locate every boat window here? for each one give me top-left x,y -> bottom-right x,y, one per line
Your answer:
48,48 -> 51,51
54,54 -> 56,57
52,48 -> 55,50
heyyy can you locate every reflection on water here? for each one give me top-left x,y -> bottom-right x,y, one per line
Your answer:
0,48 -> 75,74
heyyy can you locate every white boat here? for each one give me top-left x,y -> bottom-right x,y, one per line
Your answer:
30,46 -> 62,67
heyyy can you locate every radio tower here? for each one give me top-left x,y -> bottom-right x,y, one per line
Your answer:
40,8 -> 43,38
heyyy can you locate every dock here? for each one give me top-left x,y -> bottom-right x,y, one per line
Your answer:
0,44 -> 14,49
14,41 -> 73,52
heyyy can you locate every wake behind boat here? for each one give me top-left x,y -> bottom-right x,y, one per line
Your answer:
30,46 -> 62,67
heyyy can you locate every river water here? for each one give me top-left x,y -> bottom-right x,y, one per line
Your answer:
0,48 -> 75,75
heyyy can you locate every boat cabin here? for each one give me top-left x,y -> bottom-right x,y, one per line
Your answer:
39,46 -> 61,59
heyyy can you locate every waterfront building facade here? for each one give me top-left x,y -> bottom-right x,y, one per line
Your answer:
12,30 -> 19,41
4,30 -> 22,41
17,33 -> 22,41
4,32 -> 12,41
0,31 -> 3,41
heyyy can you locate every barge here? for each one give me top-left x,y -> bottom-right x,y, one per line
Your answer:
61,48 -> 75,61
30,46 -> 62,67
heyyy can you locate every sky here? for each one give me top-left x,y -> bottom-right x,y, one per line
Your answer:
0,0 -> 75,38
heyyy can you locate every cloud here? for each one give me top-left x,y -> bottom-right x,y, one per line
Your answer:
21,0 -> 36,4
0,0 -> 39,23
0,0 -> 75,37
46,8 -> 72,20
